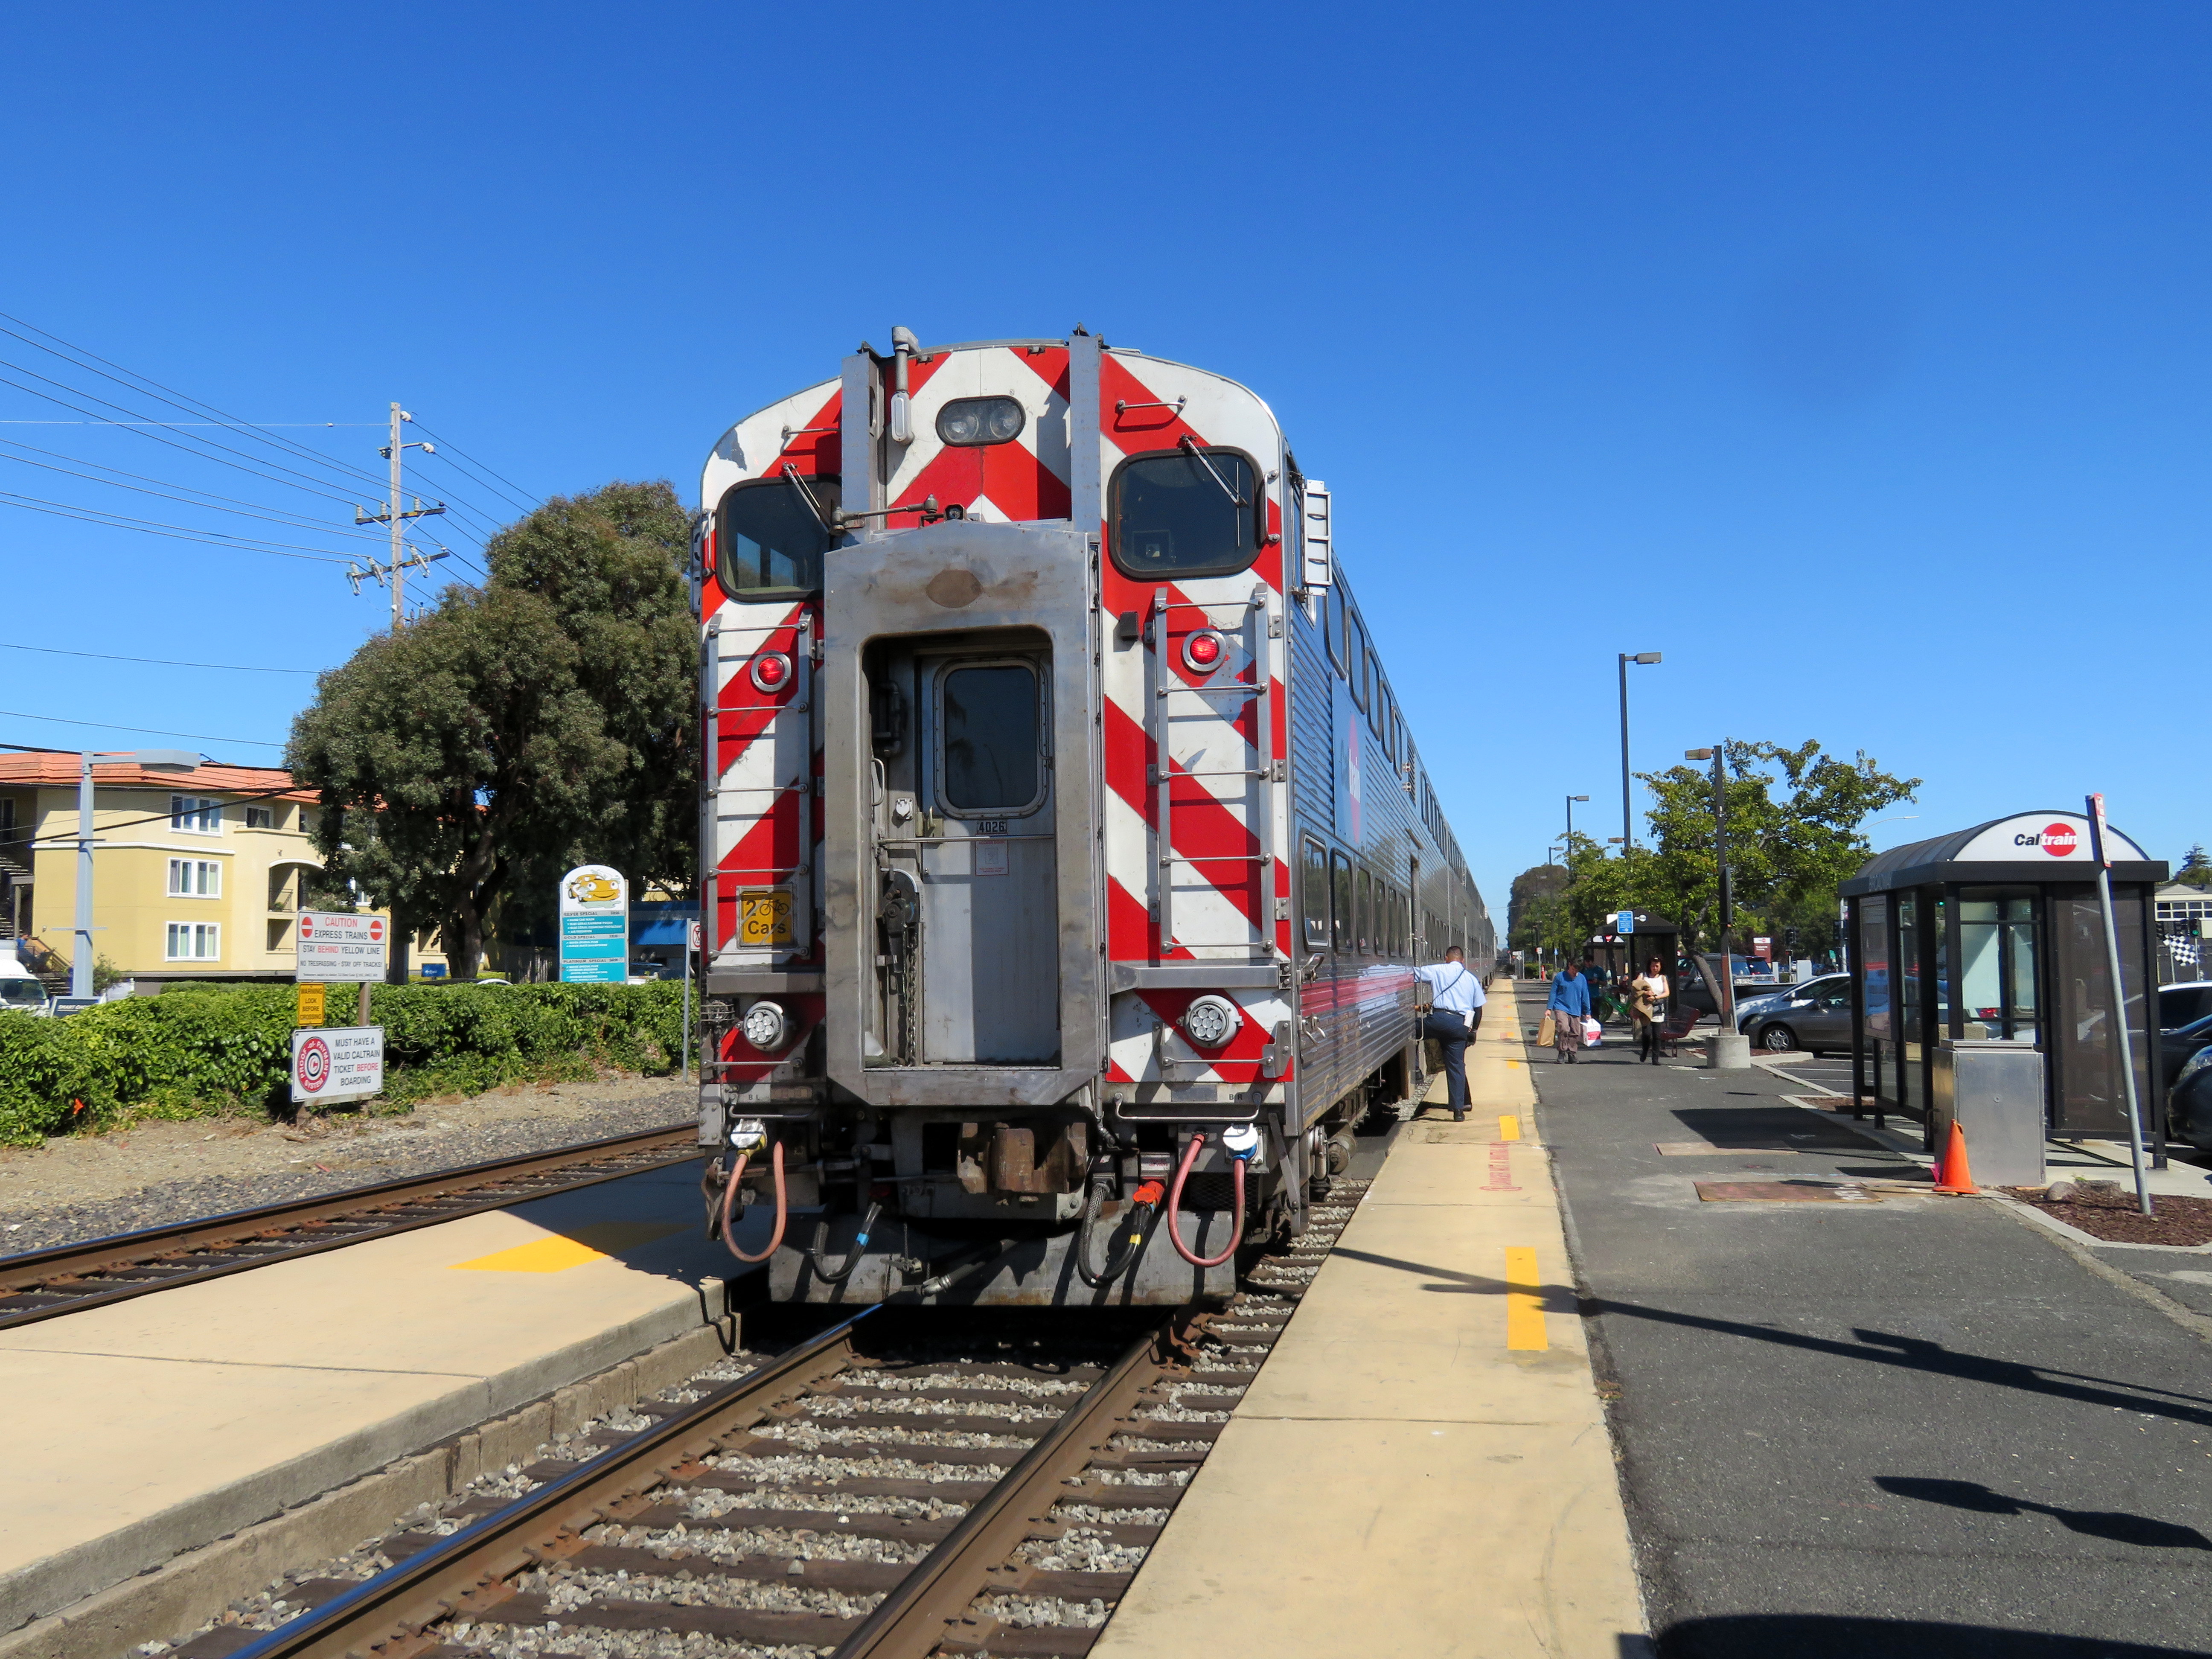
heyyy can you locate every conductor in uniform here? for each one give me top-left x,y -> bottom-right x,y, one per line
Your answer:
1415,945 -> 1487,1123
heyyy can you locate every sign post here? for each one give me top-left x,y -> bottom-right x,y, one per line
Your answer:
2086,793 -> 2154,1217
559,865 -> 629,984
682,917 -> 700,1083
292,910 -> 387,1108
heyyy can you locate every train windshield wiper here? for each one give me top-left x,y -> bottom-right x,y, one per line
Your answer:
1179,436 -> 1247,508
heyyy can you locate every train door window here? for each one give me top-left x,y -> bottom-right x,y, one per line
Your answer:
1345,612 -> 1368,710
1330,851 -> 1353,953
1108,447 -> 1263,579
713,477 -> 835,596
1355,868 -> 1373,954
1327,583 -> 1348,675
935,662 -> 1045,816
1301,836 -> 1331,950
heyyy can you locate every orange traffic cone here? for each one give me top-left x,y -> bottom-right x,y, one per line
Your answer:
1932,1120 -> 1978,1195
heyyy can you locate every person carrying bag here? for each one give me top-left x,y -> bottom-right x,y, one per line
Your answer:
1546,961 -> 1592,1064
1630,957 -> 1670,1066
1414,946 -> 1485,1123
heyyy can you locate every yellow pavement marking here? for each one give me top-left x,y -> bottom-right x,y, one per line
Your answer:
1504,1246 -> 1548,1350
1498,1114 -> 1521,1141
452,1222 -> 683,1273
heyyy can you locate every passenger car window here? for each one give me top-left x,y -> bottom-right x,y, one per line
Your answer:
715,477 -> 835,595
1356,868 -> 1373,955
1327,583 -> 1347,675
938,664 -> 1041,814
1345,614 -> 1368,710
1301,837 -> 1331,950
1109,448 -> 1262,579
1330,852 -> 1354,953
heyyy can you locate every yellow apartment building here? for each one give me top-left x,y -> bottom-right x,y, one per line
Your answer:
0,753 -> 447,985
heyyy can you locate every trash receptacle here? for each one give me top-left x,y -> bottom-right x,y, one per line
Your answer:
1932,1039 -> 2045,1186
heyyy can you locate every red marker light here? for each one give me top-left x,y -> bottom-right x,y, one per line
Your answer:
1182,629 -> 1226,673
750,652 -> 794,693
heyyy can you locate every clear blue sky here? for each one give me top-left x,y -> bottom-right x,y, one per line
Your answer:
3,3 -> 2205,914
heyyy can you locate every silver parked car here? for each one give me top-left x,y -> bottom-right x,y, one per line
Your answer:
1738,975 -> 1854,1055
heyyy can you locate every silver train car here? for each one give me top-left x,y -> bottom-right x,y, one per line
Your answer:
693,326 -> 1493,1304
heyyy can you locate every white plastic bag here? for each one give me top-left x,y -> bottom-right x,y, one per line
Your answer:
1583,1017 -> 1603,1046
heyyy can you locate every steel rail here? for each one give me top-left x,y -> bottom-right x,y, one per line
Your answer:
831,1313 -> 1195,1658
0,1122 -> 700,1330
223,1309 -> 877,1659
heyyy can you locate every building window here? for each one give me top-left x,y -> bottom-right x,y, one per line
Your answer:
245,806 -> 274,830
165,922 -> 220,960
167,859 -> 221,897
171,796 -> 221,833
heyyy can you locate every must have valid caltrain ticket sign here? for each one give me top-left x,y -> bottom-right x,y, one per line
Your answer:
294,910 -> 388,983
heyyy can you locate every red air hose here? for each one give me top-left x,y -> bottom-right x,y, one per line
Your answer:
716,1139 -> 788,1265
1164,1132 -> 1246,1269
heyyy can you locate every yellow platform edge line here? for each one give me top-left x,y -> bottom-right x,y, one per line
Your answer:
1504,1244 -> 1548,1350
453,1222 -> 683,1274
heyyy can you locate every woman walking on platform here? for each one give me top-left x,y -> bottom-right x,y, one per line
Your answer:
1546,960 -> 1591,1063
1630,956 -> 1670,1065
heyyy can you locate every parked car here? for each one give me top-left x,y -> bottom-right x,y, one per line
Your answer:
1736,973 -> 1850,1032
1739,978 -> 1855,1056
2166,1023 -> 2212,1150
2160,981 -> 2212,1029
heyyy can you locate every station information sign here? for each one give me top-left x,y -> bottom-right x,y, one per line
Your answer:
295,911 -> 387,983
290,1025 -> 384,1105
559,864 -> 629,984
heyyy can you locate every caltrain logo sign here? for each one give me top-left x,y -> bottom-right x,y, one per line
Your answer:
295,1036 -> 330,1093
2024,823 -> 2080,857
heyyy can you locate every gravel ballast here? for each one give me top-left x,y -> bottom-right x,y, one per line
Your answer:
0,1078 -> 692,1255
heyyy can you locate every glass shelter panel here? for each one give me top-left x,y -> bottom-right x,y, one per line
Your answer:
1958,894 -> 2040,1043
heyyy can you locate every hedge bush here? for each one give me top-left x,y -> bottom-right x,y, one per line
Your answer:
0,981 -> 688,1146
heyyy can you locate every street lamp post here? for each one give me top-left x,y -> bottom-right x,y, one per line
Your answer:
1683,745 -> 1740,1039
1618,652 -> 1662,847
74,748 -> 200,1000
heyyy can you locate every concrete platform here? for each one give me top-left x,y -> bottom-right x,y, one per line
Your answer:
0,1157 -> 736,1632
1096,984 -> 1648,1659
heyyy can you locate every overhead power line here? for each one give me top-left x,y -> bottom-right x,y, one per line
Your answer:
0,311 -> 395,495
0,708 -> 283,747
0,440 -> 402,545
0,640 -> 321,675
410,421 -> 542,509
0,492 -> 355,563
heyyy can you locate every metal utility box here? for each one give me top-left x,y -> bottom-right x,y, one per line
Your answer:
1932,1040 -> 2047,1187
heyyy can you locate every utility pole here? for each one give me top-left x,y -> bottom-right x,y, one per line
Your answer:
1618,652 -> 1661,848
349,403 -> 449,629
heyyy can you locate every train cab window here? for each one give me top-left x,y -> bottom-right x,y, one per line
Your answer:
1345,612 -> 1368,710
1301,837 -> 1331,950
937,663 -> 1044,815
1330,851 -> 1354,953
1109,447 -> 1263,579
714,476 -> 835,596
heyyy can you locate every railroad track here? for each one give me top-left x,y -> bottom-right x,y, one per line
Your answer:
190,1177 -> 1373,1659
0,1124 -> 701,1331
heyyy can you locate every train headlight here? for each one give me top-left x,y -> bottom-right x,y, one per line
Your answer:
742,999 -> 791,1052
937,395 -> 1026,447
750,652 -> 794,695
1180,994 -> 1242,1049
1182,628 -> 1226,675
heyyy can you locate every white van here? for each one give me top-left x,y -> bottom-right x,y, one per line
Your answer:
0,959 -> 49,1015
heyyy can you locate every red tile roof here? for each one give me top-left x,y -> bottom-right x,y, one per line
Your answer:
0,751 -> 319,803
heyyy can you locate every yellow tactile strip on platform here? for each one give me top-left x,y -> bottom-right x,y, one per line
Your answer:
452,1222 -> 685,1272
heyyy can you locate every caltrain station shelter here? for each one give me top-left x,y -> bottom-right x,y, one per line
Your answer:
1837,809 -> 2168,1153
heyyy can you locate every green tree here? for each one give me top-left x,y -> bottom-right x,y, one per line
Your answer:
288,482 -> 696,979
1626,739 -> 1918,956
2178,845 -> 2212,891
